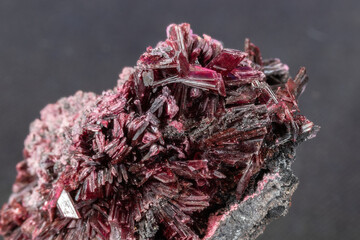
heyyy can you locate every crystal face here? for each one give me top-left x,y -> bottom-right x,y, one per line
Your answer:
0,23 -> 318,240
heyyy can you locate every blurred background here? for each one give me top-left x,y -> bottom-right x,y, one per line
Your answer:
0,1 -> 359,239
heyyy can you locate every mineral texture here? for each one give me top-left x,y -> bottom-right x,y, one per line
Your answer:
0,23 -> 318,240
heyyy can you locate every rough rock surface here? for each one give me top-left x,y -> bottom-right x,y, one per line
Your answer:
206,144 -> 300,240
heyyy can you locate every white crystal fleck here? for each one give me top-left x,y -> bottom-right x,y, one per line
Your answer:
57,189 -> 80,219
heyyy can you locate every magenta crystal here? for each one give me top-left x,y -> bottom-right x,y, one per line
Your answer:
0,23 -> 317,240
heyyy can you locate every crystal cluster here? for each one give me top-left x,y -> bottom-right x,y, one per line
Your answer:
0,23 -> 317,240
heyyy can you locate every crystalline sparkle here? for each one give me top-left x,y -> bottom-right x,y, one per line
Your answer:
0,23 -> 317,240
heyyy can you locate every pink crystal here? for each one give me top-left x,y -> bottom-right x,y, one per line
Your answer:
0,23 -> 317,240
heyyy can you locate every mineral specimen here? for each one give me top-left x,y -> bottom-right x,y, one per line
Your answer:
0,23 -> 318,240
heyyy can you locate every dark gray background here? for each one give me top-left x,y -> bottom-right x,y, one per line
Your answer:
0,1 -> 359,239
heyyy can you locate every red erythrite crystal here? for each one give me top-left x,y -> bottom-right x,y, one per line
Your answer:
0,23 -> 317,240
